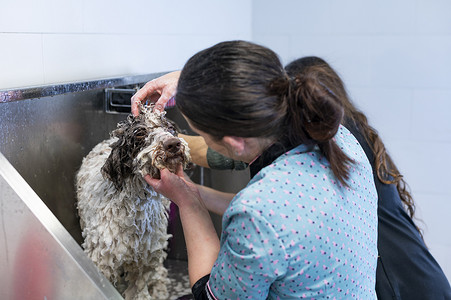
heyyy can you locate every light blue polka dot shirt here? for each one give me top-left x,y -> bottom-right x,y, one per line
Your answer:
208,125 -> 378,299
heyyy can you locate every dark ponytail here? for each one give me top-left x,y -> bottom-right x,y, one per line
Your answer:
275,66 -> 354,186
286,56 -> 422,236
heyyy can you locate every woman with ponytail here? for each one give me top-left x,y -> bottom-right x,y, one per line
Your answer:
133,40 -> 378,299
285,56 -> 451,300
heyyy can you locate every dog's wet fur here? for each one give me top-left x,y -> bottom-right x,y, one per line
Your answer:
76,104 -> 191,299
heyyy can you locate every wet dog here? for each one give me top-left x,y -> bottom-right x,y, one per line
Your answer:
76,104 -> 191,300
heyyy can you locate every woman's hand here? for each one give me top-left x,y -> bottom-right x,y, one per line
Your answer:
131,71 -> 181,116
144,164 -> 201,208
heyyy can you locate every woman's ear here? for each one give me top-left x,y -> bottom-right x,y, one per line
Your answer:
222,136 -> 246,156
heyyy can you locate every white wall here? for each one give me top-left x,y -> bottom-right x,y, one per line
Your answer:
253,0 -> 451,281
0,0 -> 252,89
1,0 -> 449,282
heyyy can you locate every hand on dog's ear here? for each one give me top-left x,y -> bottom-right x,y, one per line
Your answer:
144,164 -> 186,199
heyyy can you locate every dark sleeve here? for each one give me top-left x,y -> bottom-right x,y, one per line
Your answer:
344,119 -> 451,299
191,274 -> 214,300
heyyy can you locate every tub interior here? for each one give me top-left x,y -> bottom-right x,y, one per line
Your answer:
0,75 -> 250,299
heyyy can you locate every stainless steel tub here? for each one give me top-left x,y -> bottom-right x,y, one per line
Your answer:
0,74 -> 249,299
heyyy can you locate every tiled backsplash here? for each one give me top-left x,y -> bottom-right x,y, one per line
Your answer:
0,0 -> 252,90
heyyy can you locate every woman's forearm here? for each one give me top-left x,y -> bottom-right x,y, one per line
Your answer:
197,184 -> 235,216
178,198 -> 220,287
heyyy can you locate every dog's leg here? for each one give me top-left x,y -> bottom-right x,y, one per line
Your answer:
147,263 -> 170,299
122,256 -> 170,300
123,266 -> 152,300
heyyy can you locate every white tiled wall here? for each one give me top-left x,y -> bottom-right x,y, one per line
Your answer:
0,0 -> 252,89
253,0 -> 451,281
1,0 -> 450,283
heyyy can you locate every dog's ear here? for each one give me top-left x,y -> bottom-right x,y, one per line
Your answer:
101,138 -> 132,190
102,115 -> 149,190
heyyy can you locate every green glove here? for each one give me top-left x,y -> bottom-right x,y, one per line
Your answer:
206,148 -> 248,170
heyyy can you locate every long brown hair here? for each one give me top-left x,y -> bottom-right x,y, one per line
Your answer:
176,41 -> 354,186
285,56 -> 420,235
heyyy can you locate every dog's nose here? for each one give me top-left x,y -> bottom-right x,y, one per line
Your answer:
163,137 -> 181,153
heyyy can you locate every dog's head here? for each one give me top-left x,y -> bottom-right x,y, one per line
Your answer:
101,104 -> 191,190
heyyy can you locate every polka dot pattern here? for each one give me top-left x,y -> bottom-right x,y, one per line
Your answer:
208,125 -> 378,299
